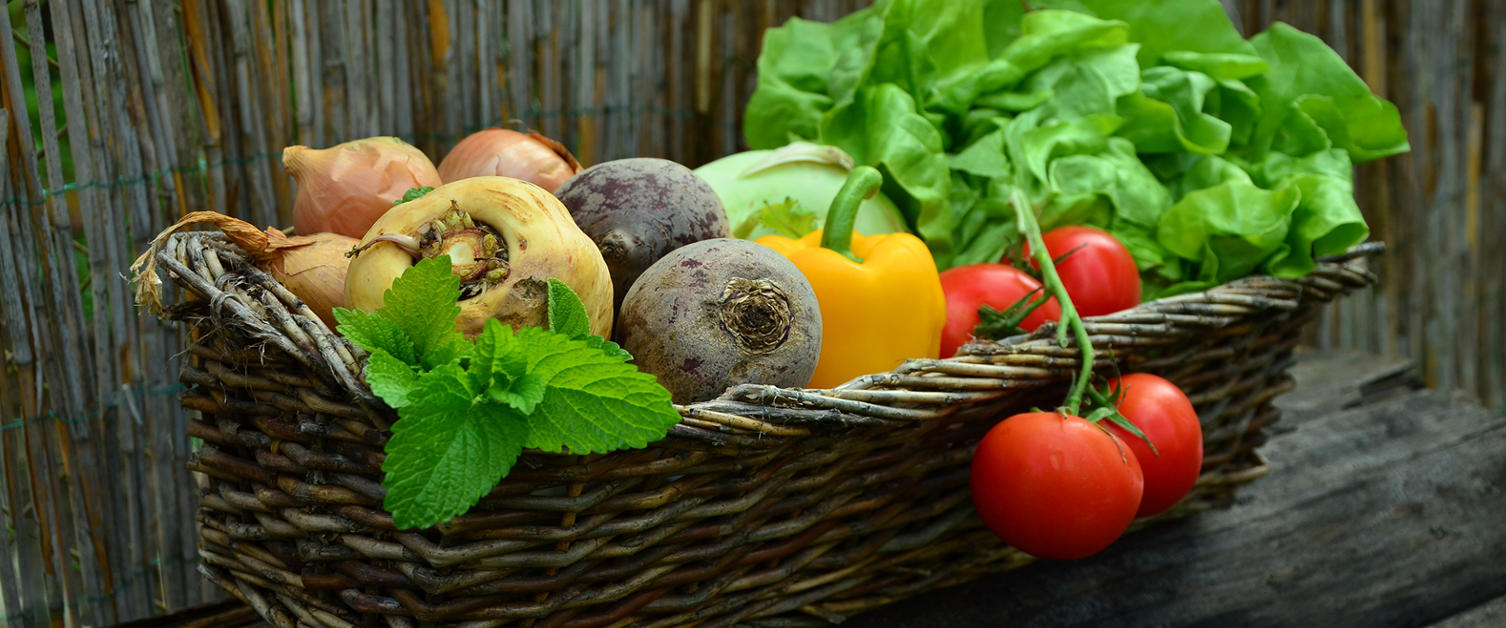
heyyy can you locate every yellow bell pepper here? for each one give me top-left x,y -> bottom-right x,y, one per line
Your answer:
757,166 -> 946,388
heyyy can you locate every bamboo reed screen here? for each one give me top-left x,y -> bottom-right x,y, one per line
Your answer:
0,1 -> 1499,626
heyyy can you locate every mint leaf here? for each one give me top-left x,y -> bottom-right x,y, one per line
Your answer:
355,278 -> 674,529
394,186 -> 434,205
382,256 -> 469,369
335,307 -> 416,365
585,335 -> 632,361
542,281 -> 630,360
546,278 -> 591,338
469,320 -> 546,413
487,373 -> 547,414
366,350 -> 421,407
469,319 -> 530,391
381,362 -> 530,529
500,327 -> 679,454
531,366 -> 680,454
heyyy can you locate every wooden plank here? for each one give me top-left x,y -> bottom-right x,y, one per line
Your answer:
1431,594 -> 1506,628
845,363 -> 1506,628
1264,348 -> 1420,426
109,599 -> 264,628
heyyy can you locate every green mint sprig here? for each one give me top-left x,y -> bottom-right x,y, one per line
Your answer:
333,256 -> 678,530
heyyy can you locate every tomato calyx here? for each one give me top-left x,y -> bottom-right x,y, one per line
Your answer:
1079,377 -> 1160,460
972,286 -> 1052,341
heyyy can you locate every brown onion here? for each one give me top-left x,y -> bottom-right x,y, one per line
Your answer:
262,232 -> 357,327
437,129 -> 582,193
130,212 -> 354,328
285,137 -> 442,239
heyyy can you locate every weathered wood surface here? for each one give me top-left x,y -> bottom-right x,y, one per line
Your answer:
845,349 -> 1506,628
109,601 -> 261,628
1432,595 -> 1506,628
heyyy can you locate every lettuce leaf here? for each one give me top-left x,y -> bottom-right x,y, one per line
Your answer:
1246,23 -> 1410,163
742,0 -> 1406,290
1036,0 -> 1256,66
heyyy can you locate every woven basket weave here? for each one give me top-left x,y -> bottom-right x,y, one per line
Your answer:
150,229 -> 1380,628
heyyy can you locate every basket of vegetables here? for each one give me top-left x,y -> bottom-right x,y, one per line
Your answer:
131,2 -> 1400,627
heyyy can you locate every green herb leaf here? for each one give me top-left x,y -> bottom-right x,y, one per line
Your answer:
380,363 -> 530,530
487,373 -> 547,414
335,308 -> 416,366
366,350 -> 421,407
543,279 -> 631,359
394,186 -> 435,205
584,335 -> 632,361
382,256 -> 470,369
502,327 -> 680,455
469,320 -> 529,387
546,278 -> 592,339
351,263 -> 673,529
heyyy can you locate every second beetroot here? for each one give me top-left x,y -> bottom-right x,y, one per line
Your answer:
617,239 -> 822,404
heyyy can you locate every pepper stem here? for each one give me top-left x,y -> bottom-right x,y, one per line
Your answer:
1011,189 -> 1095,417
820,166 -> 882,263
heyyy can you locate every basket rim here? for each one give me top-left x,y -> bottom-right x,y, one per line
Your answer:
146,232 -> 1381,445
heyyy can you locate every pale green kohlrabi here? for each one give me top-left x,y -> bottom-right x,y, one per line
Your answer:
693,142 -> 909,240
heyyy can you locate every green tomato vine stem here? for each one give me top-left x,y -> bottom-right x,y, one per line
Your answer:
1011,189 -> 1095,417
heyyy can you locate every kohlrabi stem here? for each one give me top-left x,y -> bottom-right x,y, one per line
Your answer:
1011,189 -> 1094,417
820,166 -> 882,263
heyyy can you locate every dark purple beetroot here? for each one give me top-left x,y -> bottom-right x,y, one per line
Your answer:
618,239 -> 821,404
554,158 -> 729,310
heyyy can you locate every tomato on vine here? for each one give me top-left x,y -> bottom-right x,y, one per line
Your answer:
938,263 -> 1062,358
1100,373 -> 1203,518
970,412 -> 1144,560
1014,225 -> 1141,318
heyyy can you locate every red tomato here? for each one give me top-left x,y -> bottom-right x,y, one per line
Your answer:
1018,226 -> 1141,318
970,412 -> 1144,560
1102,373 -> 1203,518
938,264 -> 1062,358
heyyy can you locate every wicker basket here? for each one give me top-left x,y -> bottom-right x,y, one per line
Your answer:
148,229 -> 1380,628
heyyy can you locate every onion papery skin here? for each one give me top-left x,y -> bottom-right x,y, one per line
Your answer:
286,137 -> 443,239
438,129 -> 582,193
264,232 -> 357,328
346,176 -> 613,338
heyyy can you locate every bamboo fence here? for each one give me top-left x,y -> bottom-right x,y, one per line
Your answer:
0,1 -> 1498,627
